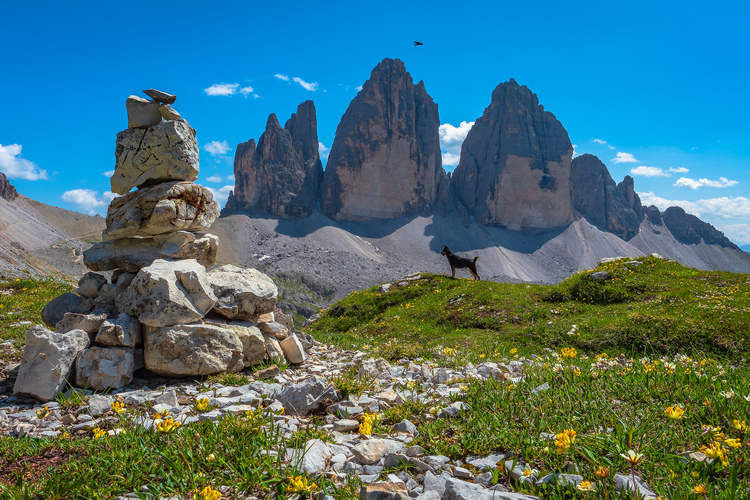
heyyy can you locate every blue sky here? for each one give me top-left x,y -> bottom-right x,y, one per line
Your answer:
2,1 -> 749,244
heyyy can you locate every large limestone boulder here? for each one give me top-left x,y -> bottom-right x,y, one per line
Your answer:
319,58 -> 443,221
84,232 -> 218,272
55,311 -> 108,334
206,265 -> 278,320
75,347 -> 135,390
96,313 -> 142,348
143,323 -> 244,376
112,119 -> 199,195
202,317 -> 267,367
104,181 -> 219,240
116,259 -> 217,327
451,79 -> 575,229
13,326 -> 90,401
225,101 -> 324,218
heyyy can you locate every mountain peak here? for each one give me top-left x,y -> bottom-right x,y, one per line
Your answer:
0,171 -> 18,201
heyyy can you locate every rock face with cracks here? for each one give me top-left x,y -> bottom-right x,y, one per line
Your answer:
112,119 -> 199,194
104,181 -> 219,240
75,347 -> 135,390
116,259 -> 217,327
451,78 -> 574,229
320,58 -> 443,221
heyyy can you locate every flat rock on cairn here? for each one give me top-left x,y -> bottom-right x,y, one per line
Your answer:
13,89 -> 305,402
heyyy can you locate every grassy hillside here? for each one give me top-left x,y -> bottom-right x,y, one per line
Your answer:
307,255 -> 750,362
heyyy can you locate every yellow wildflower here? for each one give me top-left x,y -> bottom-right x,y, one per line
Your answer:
359,413 -> 380,435
110,401 -> 125,414
92,428 -> 107,440
576,480 -> 595,491
156,417 -> 181,434
732,420 -> 748,432
287,475 -> 318,495
509,348 -> 518,355
725,438 -> 742,449
555,429 -> 576,454
594,465 -> 609,478
194,398 -> 211,412
664,405 -> 685,420
194,486 -> 221,500
692,484 -> 707,495
561,347 -> 577,359
699,441 -> 726,460
35,406 -> 50,419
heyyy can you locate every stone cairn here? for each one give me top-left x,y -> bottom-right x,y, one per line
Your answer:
12,90 -> 306,402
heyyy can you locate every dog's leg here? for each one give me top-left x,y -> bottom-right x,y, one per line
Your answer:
451,266 -> 456,278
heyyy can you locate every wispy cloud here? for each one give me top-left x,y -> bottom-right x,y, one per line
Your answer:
274,74 -> 290,82
204,140 -> 231,157
572,144 -> 580,158
669,167 -> 689,173
673,177 -> 739,189
293,77 -> 318,91
318,141 -> 330,161
612,152 -> 638,163
204,83 -> 240,96
439,121 -> 474,168
61,189 -> 113,215
101,170 -> 114,177
206,185 -> 233,208
639,192 -> 750,220
206,175 -> 223,183
355,85 -> 363,91
717,223 -> 750,245
592,138 -> 615,149
630,166 -> 670,177
239,86 -> 255,98
0,144 -> 48,181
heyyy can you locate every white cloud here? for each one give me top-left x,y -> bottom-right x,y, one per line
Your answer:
274,74 -> 290,82
204,140 -> 231,157
593,138 -> 607,145
204,83 -> 239,96
673,177 -> 739,189
293,77 -> 318,92
61,189 -> 109,215
439,121 -> 474,168
639,192 -> 750,220
572,144 -> 580,158
206,175 -> 223,183
718,224 -> 750,245
355,85 -> 363,91
630,166 -> 670,177
318,141 -> 330,161
0,144 -> 48,181
239,86 -> 254,97
612,152 -> 638,163
206,185 -> 233,208
101,170 -> 114,177
252,94 -> 260,99
669,167 -> 689,173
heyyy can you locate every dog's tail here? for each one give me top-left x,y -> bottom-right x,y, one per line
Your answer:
473,256 -> 479,263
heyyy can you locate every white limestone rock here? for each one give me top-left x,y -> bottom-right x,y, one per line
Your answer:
280,334 -> 306,364
75,272 -> 108,298
125,95 -> 162,129
112,120 -> 199,194
116,259 -> 217,327
351,439 -> 389,465
75,347 -> 135,390
263,333 -> 284,361
206,265 -> 278,320
104,181 -> 219,240
13,326 -> 90,401
202,317 -> 267,367
95,313 -> 142,348
143,323 -> 244,377
55,310 -> 108,334
84,232 -> 219,272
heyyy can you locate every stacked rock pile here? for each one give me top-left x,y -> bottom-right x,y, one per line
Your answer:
12,90 -> 306,402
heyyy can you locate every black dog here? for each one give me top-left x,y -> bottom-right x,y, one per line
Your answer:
441,246 -> 480,280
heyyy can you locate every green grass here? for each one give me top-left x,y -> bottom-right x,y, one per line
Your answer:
0,277 -> 74,361
306,256 -> 750,363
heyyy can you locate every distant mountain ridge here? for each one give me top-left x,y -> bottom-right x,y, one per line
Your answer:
224,57 -> 737,257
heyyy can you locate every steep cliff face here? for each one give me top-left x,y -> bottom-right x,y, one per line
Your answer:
319,58 -> 442,221
451,79 -> 574,229
226,101 -> 323,218
570,154 -> 643,240
0,171 -> 18,201
662,206 -> 737,249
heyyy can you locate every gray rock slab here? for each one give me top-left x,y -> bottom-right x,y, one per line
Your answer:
207,265 -> 278,320
275,375 -> 338,416
125,95 -> 162,129
351,439 -> 389,465
96,313 -> 142,348
76,347 -> 134,390
56,311 -> 108,334
41,293 -> 86,329
143,89 -> 176,104
13,326 -> 90,401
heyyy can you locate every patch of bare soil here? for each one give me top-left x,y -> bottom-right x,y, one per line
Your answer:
0,448 -> 75,485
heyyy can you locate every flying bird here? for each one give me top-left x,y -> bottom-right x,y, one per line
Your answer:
414,41 -> 423,46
